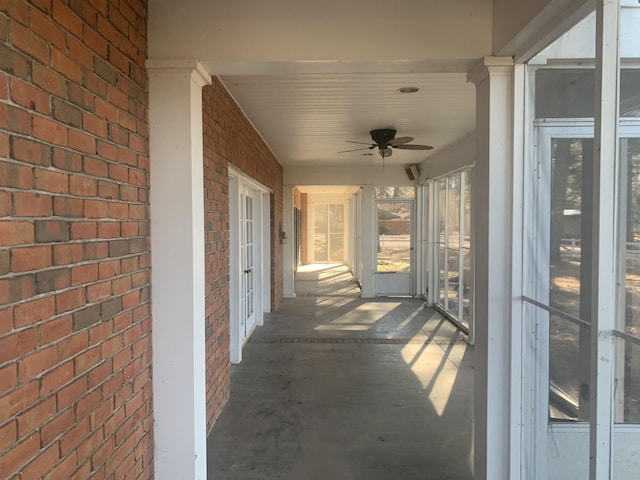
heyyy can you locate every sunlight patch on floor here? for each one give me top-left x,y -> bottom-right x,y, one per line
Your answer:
351,302 -> 401,312
393,306 -> 424,331
297,263 -> 342,272
314,325 -> 371,331
400,343 -> 460,416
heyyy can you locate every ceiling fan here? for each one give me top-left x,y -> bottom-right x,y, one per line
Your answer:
339,128 -> 433,158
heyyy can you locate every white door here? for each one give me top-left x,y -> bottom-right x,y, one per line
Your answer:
229,171 -> 269,364
375,199 -> 414,296
527,121 -> 640,479
240,184 -> 258,338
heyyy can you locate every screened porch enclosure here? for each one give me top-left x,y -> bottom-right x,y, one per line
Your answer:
523,4 -> 640,477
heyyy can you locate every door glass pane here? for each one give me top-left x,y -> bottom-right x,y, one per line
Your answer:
548,137 -> 592,422
377,201 -> 411,272
549,138 -> 589,318
549,314 -> 587,420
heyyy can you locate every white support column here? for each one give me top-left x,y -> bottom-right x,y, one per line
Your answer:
414,185 -> 425,298
360,185 -> 376,298
283,185 -> 296,298
427,181 -> 437,306
590,0 -> 620,477
467,56 -> 515,480
147,60 -> 211,480
510,63 -> 526,478
344,197 -> 352,268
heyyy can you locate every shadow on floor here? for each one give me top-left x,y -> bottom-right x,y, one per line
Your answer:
207,265 -> 474,480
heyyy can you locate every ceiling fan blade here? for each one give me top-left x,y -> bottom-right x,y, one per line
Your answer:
345,140 -> 375,146
388,136 -> 414,146
338,147 -> 372,153
393,144 -> 434,151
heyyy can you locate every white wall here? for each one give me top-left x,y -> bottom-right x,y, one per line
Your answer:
493,0 -> 592,58
531,5 -> 640,64
285,165 -> 415,187
418,133 -> 475,182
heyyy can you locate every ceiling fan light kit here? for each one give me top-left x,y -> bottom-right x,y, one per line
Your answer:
339,128 -> 433,159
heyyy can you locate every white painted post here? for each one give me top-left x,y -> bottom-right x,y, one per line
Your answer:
147,60 -> 211,480
510,63 -> 526,478
590,0 -> 620,477
427,181 -> 438,305
360,185 -> 376,297
467,56 -> 515,480
147,61 -> 211,480
414,184 -> 425,298
283,185 -> 296,297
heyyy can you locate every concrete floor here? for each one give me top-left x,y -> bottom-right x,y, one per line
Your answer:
207,265 -> 474,480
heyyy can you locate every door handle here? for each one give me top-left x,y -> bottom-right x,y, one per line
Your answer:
244,268 -> 252,274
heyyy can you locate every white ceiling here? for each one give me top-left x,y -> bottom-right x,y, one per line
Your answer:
220,71 -> 476,169
149,0 -> 592,180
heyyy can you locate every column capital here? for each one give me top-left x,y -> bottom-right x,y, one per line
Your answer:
146,59 -> 212,88
467,56 -> 514,86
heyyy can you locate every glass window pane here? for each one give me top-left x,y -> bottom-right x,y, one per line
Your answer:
462,172 -> 472,325
447,175 -> 461,251
314,205 -> 328,233
619,138 -> 640,339
314,205 -> 328,262
438,180 -> 447,305
329,233 -> 344,263
329,204 -> 344,232
375,186 -> 415,199
447,248 -> 459,316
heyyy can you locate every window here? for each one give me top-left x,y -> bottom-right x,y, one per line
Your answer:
434,171 -> 472,331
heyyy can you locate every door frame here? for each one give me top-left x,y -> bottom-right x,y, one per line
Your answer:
374,198 -> 415,296
229,166 -> 271,364
526,119 -> 640,479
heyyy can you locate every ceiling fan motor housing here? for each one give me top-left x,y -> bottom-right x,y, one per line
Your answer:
370,128 -> 397,147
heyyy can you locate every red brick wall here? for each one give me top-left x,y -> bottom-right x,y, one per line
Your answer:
202,77 -> 283,430
0,1 -> 153,478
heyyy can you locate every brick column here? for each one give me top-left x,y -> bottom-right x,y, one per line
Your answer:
147,60 -> 211,480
